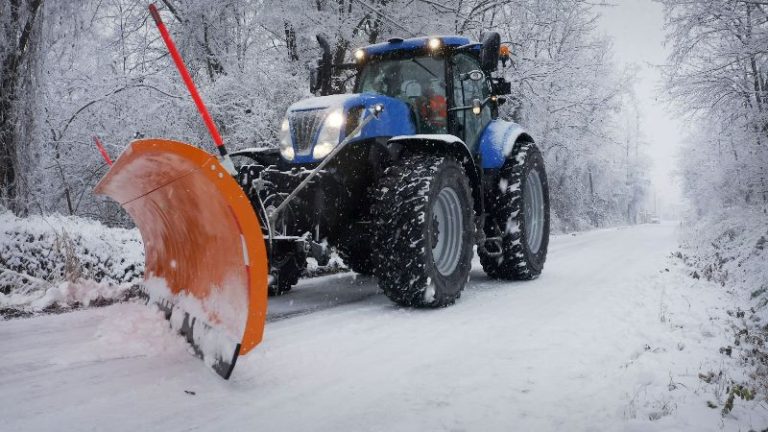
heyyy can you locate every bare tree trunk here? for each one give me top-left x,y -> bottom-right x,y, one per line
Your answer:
284,22 -> 299,61
161,0 -> 225,80
0,0 -> 43,212
202,19 -> 225,80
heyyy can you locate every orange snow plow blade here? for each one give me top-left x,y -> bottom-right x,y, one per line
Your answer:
94,138 -> 268,379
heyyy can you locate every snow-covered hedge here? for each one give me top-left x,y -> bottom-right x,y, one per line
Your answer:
678,207 -> 768,403
0,211 -> 353,318
680,209 -> 768,296
0,212 -> 144,316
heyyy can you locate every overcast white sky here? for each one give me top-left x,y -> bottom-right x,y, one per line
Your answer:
596,0 -> 684,211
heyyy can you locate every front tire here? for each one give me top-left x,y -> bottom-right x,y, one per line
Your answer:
372,155 -> 474,307
337,248 -> 375,276
268,252 -> 303,296
479,142 -> 550,280
337,224 -> 376,276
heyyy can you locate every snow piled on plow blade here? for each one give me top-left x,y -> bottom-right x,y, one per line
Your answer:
93,138 -> 269,379
144,277 -> 243,378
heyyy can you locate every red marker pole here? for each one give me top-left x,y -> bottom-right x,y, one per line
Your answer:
148,3 -> 236,174
93,136 -> 113,166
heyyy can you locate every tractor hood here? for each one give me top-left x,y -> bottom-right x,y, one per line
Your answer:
280,93 -> 416,163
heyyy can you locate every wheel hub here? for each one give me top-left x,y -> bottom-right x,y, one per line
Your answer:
523,169 -> 545,254
431,187 -> 463,276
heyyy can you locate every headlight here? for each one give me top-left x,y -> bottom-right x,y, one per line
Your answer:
313,142 -> 335,159
279,117 -> 294,160
313,110 -> 344,159
330,111 -> 345,128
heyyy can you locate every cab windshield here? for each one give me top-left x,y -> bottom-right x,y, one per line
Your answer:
356,56 -> 447,133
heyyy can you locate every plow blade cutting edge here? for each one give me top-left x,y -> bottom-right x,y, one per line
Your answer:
94,138 -> 269,379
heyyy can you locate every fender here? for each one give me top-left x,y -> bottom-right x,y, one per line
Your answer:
387,134 -> 483,214
477,119 -> 534,169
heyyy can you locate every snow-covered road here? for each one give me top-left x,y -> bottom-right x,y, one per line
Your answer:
2,223 -> 766,431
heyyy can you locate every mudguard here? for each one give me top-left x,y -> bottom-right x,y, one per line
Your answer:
388,134 -> 483,214
94,138 -> 269,379
477,119 -> 534,169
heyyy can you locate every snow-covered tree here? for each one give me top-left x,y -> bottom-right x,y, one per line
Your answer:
1,0 -> 652,230
659,0 -> 768,214
1,0 -> 45,213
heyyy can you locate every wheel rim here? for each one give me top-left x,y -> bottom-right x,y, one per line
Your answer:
523,169 -> 545,254
432,187 -> 464,276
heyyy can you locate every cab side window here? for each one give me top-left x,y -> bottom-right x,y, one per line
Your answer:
451,54 -> 491,150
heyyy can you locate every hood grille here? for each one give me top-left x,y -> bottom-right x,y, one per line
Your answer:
288,109 -> 327,155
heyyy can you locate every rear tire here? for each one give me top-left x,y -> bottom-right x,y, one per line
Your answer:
372,155 -> 474,307
479,142 -> 549,280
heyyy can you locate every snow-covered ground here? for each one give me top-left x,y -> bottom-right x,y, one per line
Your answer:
2,223 -> 766,431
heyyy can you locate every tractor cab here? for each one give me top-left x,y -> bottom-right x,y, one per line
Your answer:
310,35 -> 512,152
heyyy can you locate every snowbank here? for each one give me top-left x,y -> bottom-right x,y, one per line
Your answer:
0,212 -> 144,316
677,207 -> 768,415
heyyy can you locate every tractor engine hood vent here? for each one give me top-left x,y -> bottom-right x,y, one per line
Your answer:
288,108 -> 328,156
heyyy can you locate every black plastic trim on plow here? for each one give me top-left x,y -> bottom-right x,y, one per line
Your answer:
149,294 -> 241,380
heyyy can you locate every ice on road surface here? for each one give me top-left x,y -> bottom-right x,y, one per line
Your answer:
1,224 -> 765,431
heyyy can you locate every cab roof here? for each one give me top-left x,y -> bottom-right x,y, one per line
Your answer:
358,36 -> 478,57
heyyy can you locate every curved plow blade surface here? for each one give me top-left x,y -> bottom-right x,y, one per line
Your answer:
94,138 -> 268,379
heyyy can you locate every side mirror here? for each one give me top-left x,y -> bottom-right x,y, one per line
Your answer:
480,32 -> 501,73
462,70 -> 485,81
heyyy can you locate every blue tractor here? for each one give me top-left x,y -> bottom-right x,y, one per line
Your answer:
232,32 -> 550,306
98,7 -> 552,377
